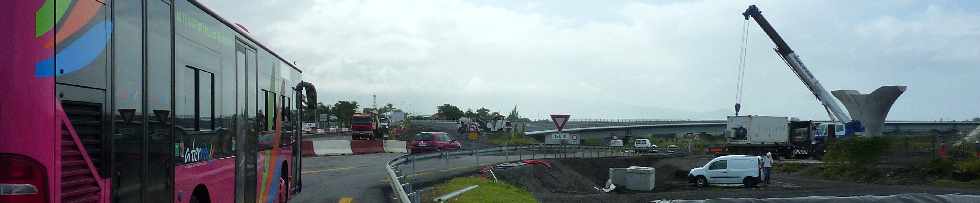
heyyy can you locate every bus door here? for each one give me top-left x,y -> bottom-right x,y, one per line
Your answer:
293,90 -> 303,192
236,42 -> 258,203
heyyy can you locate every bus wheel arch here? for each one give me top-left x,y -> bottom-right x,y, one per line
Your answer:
190,185 -> 211,203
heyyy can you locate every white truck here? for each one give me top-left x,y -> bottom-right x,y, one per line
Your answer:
725,116 -> 821,159
726,116 -> 789,145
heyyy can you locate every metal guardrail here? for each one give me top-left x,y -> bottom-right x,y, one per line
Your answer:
523,123 -> 727,136
384,144 -> 665,203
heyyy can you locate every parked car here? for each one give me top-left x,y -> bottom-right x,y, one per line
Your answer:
633,139 -> 658,153
409,132 -> 462,154
688,155 -> 763,188
666,144 -> 680,153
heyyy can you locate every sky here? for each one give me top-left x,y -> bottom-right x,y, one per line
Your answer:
200,0 -> 980,120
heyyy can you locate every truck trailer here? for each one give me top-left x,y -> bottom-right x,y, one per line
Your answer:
724,116 -> 824,159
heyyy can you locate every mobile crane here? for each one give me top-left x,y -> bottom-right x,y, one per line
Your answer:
741,5 -> 864,136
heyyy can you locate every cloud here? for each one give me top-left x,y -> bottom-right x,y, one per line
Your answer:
200,0 -> 980,120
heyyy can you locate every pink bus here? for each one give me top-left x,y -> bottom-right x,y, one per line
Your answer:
1,0 -> 317,202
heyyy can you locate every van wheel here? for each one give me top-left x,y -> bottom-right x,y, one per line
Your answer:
695,176 -> 708,188
743,177 -> 757,188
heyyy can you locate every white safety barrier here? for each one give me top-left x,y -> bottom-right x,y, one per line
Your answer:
313,140 -> 353,155
384,140 -> 408,153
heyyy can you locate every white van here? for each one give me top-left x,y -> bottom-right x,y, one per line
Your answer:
633,139 -> 658,153
687,155 -> 762,187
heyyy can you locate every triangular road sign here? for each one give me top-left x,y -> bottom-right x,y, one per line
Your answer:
551,114 -> 570,132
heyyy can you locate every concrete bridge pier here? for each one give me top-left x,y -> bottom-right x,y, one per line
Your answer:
832,86 -> 907,136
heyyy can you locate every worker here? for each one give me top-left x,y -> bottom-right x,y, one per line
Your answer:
763,152 -> 774,185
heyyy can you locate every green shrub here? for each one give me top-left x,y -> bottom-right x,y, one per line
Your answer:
487,133 -> 538,145
957,159 -> 980,176
925,159 -> 956,176
824,137 -> 891,168
821,137 -> 892,181
581,138 -> 603,146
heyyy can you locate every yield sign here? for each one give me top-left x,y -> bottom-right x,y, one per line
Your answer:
550,114 -> 570,132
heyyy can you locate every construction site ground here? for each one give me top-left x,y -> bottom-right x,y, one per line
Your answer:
494,155 -> 980,203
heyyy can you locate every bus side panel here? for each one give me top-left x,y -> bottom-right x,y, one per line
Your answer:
2,1 -> 65,202
173,0 -> 241,202
254,56 -> 298,203
255,146 -> 294,202
174,158 -> 236,203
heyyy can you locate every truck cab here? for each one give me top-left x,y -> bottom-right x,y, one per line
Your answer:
351,113 -> 376,139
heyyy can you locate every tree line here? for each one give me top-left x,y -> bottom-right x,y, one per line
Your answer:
304,101 -> 402,127
301,101 -> 533,126
433,104 -> 529,123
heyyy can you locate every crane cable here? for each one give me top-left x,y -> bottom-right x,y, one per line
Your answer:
734,20 -> 750,116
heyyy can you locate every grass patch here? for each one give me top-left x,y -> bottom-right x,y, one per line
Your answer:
487,132 -> 539,145
430,176 -> 537,203
818,137 -> 892,182
774,163 -> 805,173
581,138 -> 604,146
932,179 -> 980,189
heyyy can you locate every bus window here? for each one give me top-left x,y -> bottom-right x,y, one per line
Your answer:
176,66 -> 214,131
146,0 -> 174,201
176,67 -> 196,130
200,71 -> 214,130
175,66 -> 223,164
111,0 -> 144,201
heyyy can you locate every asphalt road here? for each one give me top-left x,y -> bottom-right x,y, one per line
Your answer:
292,121 -> 519,203
293,120 -> 636,203
292,148 -> 620,203
292,153 -> 401,203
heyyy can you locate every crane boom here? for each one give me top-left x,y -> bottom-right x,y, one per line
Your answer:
742,5 -> 853,124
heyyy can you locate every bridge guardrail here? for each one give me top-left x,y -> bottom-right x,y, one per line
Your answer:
385,144 -> 668,203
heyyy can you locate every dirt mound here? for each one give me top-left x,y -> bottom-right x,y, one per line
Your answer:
493,155 -> 980,202
556,156 -> 712,192
561,156 -> 710,191
496,155 -> 714,195
496,161 -> 602,194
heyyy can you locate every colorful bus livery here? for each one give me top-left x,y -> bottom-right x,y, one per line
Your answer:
2,1 -> 315,203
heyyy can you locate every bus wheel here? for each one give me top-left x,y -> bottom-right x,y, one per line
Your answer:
278,177 -> 289,203
190,186 -> 210,203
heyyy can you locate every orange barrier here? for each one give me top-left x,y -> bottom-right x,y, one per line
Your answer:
350,140 -> 384,154
302,140 -> 315,157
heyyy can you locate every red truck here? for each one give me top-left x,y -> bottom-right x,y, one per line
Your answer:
351,113 -> 378,140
